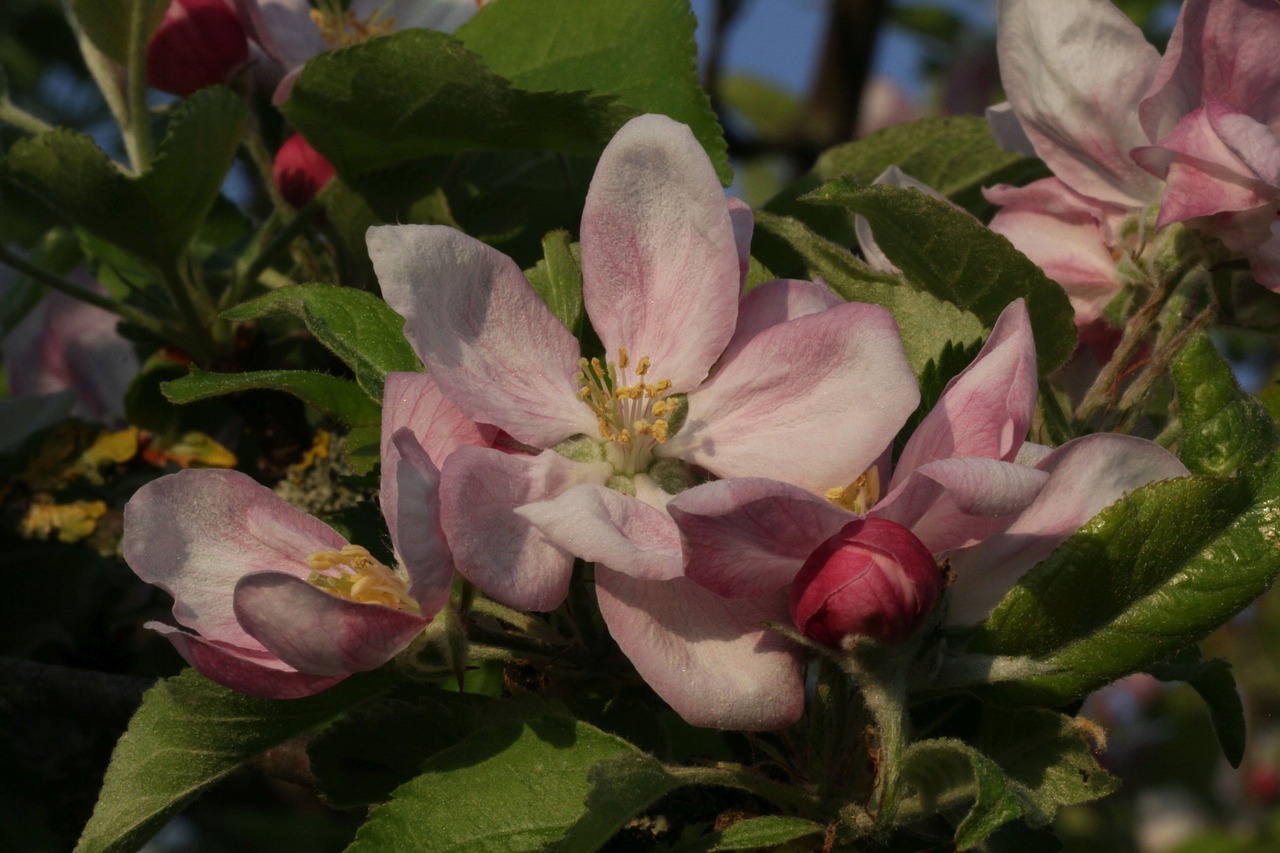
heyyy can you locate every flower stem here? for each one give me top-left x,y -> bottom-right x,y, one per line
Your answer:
0,98 -> 55,135
666,763 -> 818,816
123,0 -> 155,173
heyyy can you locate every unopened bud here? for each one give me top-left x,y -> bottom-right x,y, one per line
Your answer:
273,133 -> 336,209
789,518 -> 941,647
146,0 -> 248,97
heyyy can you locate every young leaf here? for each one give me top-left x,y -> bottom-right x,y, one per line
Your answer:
346,712 -> 670,852
803,181 -> 1076,373
342,424 -> 381,476
1172,332 -> 1278,476
753,211 -> 985,374
524,231 -> 585,337
283,30 -> 637,179
74,668 -> 393,853
683,816 -> 826,852
898,738 -> 1024,849
968,457 -> 1280,705
2,87 -> 246,270
456,0 -> 729,184
1147,648 -> 1246,767
223,284 -> 420,399
161,368 -> 381,426
71,0 -> 169,63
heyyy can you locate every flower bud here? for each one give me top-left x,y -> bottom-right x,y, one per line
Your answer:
146,0 -> 249,97
273,133 -> 336,209
789,518 -> 941,647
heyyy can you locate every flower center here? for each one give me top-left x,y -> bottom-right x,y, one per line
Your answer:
576,348 -> 676,475
309,1 -> 396,49
825,466 -> 881,515
306,544 -> 420,614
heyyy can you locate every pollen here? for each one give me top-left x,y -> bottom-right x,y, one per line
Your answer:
306,544 -> 420,614
825,466 -> 881,515
575,348 -> 676,474
309,1 -> 397,49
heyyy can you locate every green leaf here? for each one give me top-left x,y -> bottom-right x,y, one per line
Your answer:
1172,332 -> 1278,476
223,284 -> 420,399
283,30 -> 636,179
74,668 -> 393,853
161,368 -> 381,426
753,210 -> 985,374
686,816 -> 826,851
898,738 -> 1023,849
71,0 -> 168,63
2,87 -> 246,269
804,181 -> 1076,372
968,457 -> 1280,704
457,0 -> 729,184
346,712 -> 665,852
894,338 -> 985,463
524,231 -> 584,337
1147,648 -> 1246,767
342,424 -> 381,476
549,753 -> 681,852
717,74 -> 804,142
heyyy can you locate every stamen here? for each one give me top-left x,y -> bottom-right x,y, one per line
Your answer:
825,467 -> 881,515
306,544 -> 420,614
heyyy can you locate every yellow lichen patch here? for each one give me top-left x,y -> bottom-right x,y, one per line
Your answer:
309,1 -> 396,48
825,466 -> 881,515
76,426 -> 140,484
20,498 -> 108,544
145,431 -> 237,469
307,545 -> 420,614
292,430 -> 332,475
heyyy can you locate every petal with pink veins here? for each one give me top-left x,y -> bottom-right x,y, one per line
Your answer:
382,371 -> 497,469
149,622 -> 347,699
517,485 -> 684,581
669,478 -> 851,599
893,300 -> 1037,485
595,568 -> 805,730
124,469 -> 346,651
580,115 -> 739,391
381,429 -> 454,616
719,278 -> 842,365
997,0 -> 1163,206
727,196 -> 754,289
665,301 -> 918,493
369,225 -> 594,448
440,445 -> 611,610
947,434 -> 1189,624
234,572 -> 429,676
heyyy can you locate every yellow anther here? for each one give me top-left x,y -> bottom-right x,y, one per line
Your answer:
306,544 -> 419,614
618,429 -> 633,445
651,379 -> 672,395
636,356 -> 651,376
577,387 -> 592,401
825,467 -> 881,514
618,347 -> 630,369
591,358 -> 606,380
634,420 -> 651,436
598,419 -> 615,440
651,420 -> 669,443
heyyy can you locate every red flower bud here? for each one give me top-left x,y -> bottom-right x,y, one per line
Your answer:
789,518 -> 942,647
146,0 -> 249,97
273,133 -> 337,209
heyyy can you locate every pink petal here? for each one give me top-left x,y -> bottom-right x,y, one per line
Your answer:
517,485 -> 683,581
1140,0 -> 1280,143
893,299 -> 1037,485
382,429 -> 454,616
149,622 -> 346,699
381,0 -> 480,32
997,0 -> 1163,206
382,371 -> 497,469
871,457 -> 1048,554
595,568 -> 805,730
439,445 -> 611,610
947,434 -> 1189,624
668,478 -> 851,599
368,225 -> 595,448
986,101 -> 1037,157
1246,223 -> 1280,293
234,572 -> 428,675
235,0 -> 324,69
123,469 -> 346,652
580,115 -> 740,391
727,195 -> 754,290
986,179 -> 1126,326
665,301 -> 918,494
719,278 -> 842,366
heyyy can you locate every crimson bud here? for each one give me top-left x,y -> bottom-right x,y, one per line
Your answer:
789,518 -> 942,647
146,0 -> 249,97
273,133 -> 337,209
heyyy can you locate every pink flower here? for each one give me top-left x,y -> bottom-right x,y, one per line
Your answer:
789,518 -> 942,647
123,380 -> 455,699
273,133 -> 336,208
1,278 -> 138,423
988,0 -> 1280,297
667,299 -> 1188,711
236,0 -> 489,104
147,0 -> 249,97
367,113 -> 920,729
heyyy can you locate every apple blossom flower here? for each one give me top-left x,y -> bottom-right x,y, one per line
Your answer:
236,0 -> 489,104
367,113 -> 920,729
1,277 -> 138,424
667,299 -> 1189,712
986,0 -> 1280,309
147,0 -> 249,97
122,380 -> 455,698
273,133 -> 336,208
789,518 -> 943,647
